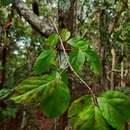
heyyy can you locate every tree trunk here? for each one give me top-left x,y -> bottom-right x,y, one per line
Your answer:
99,9 -> 110,90
0,46 -> 7,87
57,0 -> 76,129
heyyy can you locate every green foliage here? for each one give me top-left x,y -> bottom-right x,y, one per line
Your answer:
68,37 -> 101,74
1,0 -> 12,6
11,74 -> 70,118
33,33 -> 101,74
68,91 -> 130,130
85,49 -> 101,75
98,91 -> 130,130
40,79 -> 70,118
69,48 -> 85,71
11,30 -> 102,120
60,29 -> 71,41
1,0 -> 130,129
68,37 -> 90,49
33,49 -> 56,74
0,106 -> 17,119
0,88 -> 13,101
46,33 -> 59,46
13,76 -> 52,94
68,96 -> 109,130
61,72 -> 69,85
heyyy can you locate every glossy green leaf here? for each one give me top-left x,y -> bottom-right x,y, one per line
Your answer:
98,91 -> 130,122
94,107 -> 110,130
68,96 -> 109,130
11,75 -> 55,104
69,91 -> 130,130
46,33 -> 59,46
33,49 -> 56,74
14,76 -> 53,94
98,91 -> 130,130
69,48 -> 85,72
98,97 -> 125,130
61,29 -> 71,41
11,74 -> 70,118
68,37 -> 101,74
41,79 -> 70,118
68,37 -> 90,50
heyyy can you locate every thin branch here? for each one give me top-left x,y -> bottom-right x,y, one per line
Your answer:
110,48 -> 116,90
49,17 -> 98,106
13,0 -> 54,37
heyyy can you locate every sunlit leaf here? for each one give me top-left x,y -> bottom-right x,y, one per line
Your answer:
61,29 -> 71,41
46,33 -> 59,46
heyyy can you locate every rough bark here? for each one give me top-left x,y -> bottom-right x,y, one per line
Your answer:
0,47 -> 7,87
99,9 -> 110,90
0,9 -> 14,87
27,0 -> 39,73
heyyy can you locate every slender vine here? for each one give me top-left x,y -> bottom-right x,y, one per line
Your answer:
49,17 -> 98,106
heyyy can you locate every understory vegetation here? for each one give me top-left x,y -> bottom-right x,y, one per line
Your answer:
0,0 -> 130,130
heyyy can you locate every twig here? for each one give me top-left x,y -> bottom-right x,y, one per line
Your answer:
110,48 -> 116,90
49,17 -> 98,106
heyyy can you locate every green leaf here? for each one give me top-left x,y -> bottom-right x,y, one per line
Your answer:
61,29 -> 71,41
98,97 -> 125,130
98,91 -> 130,130
41,79 -> 70,118
11,75 -> 54,104
14,76 -> 53,94
0,88 -> 13,100
68,96 -> 92,118
69,91 -> 130,130
98,91 -> 130,122
11,74 -> 70,118
68,37 -> 90,50
1,0 -> 12,6
61,71 -> 69,85
94,107 -> 110,130
68,37 -> 101,74
100,91 -> 128,100
46,33 -> 59,46
33,49 -> 56,74
69,48 -> 86,72
68,96 -> 109,130
85,49 -> 101,75
1,107 -> 17,118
